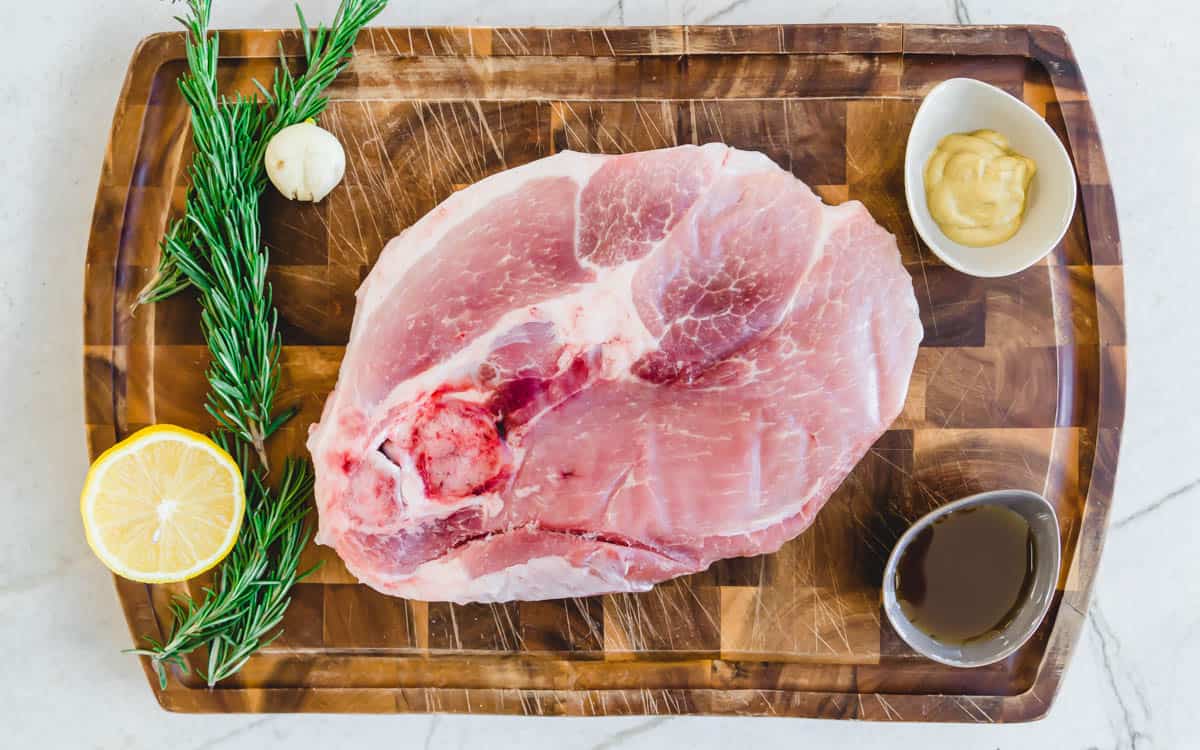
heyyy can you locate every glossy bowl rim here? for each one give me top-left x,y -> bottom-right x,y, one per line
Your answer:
881,488 -> 1062,668
903,77 -> 1079,278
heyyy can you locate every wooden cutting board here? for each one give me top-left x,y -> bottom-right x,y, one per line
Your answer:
84,24 -> 1125,721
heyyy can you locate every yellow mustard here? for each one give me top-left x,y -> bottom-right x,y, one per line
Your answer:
923,129 -> 1037,247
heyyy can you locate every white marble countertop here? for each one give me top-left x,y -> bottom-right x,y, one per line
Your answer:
3,0 -> 1197,747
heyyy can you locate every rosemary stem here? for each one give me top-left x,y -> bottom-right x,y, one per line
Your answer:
129,0 -> 384,688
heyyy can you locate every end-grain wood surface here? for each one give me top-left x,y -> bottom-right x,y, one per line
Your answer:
83,23 -> 1124,720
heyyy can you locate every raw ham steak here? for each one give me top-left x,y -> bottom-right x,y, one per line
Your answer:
307,144 -> 922,603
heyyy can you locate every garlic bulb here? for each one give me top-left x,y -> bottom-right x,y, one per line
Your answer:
264,121 -> 346,203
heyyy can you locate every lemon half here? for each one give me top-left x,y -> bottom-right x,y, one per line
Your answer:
81,425 -> 245,583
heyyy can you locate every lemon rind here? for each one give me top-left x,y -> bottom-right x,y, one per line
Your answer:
80,425 -> 245,584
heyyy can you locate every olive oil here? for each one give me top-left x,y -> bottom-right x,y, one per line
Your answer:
895,505 -> 1036,645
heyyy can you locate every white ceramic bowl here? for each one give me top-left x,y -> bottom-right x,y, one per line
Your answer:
904,78 -> 1077,277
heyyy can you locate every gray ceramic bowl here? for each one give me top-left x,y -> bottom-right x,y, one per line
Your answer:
881,489 -> 1061,668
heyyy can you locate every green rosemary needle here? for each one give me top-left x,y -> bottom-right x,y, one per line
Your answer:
127,0 -> 385,688
136,0 -> 386,464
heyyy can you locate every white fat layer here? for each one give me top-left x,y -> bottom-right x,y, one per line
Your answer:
352,447 -> 505,532
311,144 -> 870,548
310,149 -> 686,527
368,257 -> 658,520
311,146 -> 735,461
394,450 -> 429,517
361,145 -> 744,517
354,150 -> 612,325
719,147 -> 778,176
310,151 -> 615,467
378,554 -> 654,604
401,255 -> 657,379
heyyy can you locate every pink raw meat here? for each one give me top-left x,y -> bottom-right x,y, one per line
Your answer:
307,144 -> 923,603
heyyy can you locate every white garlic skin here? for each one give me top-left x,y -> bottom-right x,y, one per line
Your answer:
264,121 -> 346,203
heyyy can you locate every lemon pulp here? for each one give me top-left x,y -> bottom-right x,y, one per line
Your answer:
81,425 -> 245,583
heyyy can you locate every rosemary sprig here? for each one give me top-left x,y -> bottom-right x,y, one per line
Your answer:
137,0 -> 386,311
128,443 -> 317,689
138,0 -> 385,465
127,0 -> 385,688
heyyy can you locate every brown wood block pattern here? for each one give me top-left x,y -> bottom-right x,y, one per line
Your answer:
297,540 -> 356,585
261,191 -> 330,265
84,25 -> 1123,720
901,54 -> 1028,98
846,98 -> 921,263
269,266 -> 359,346
1054,193 -> 1092,267
916,266 -> 987,347
519,598 -> 605,653
1081,184 -> 1122,265
324,585 -> 417,649
272,583 -> 326,649
553,100 -> 682,153
687,24 -> 904,54
429,602 -> 526,652
603,581 -> 722,653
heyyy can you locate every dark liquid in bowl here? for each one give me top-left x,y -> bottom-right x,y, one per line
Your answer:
895,505 -> 1036,645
